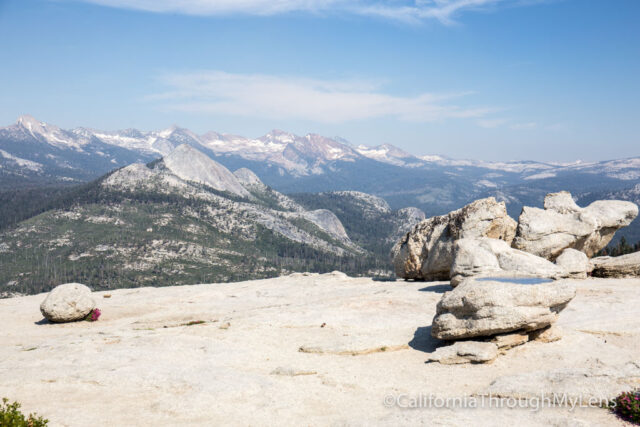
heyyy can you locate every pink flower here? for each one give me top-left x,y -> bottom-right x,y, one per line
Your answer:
90,308 -> 101,321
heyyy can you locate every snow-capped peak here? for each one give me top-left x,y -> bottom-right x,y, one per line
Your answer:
260,129 -> 296,144
14,115 -> 89,149
16,115 -> 57,137
157,125 -> 180,139
355,143 -> 421,167
17,114 -> 42,129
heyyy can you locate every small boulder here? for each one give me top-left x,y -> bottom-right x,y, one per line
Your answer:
391,197 -> 516,281
554,248 -> 591,279
513,191 -> 638,260
426,341 -> 498,365
590,251 -> 640,278
431,277 -> 576,340
40,283 -> 96,323
450,238 -> 570,287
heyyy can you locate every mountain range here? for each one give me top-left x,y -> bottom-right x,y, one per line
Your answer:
1,114 -> 639,245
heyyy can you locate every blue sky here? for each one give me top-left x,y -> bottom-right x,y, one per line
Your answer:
0,0 -> 638,161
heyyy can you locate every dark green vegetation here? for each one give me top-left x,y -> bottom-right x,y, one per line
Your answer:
0,398 -> 48,427
0,191 -> 380,296
598,236 -> 640,257
289,192 -> 408,257
0,185 -> 76,231
0,169 -> 395,296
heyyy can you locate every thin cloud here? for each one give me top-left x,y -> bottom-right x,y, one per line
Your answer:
69,0 -> 547,24
510,121 -> 537,130
149,70 -> 494,123
476,118 -> 508,128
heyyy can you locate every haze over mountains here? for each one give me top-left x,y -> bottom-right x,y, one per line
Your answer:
1,115 -> 639,241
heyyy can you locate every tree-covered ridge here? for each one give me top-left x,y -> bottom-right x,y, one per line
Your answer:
289,191 -> 421,258
0,188 -> 383,296
0,163 -> 395,297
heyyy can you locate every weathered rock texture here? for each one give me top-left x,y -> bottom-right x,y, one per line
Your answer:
425,341 -> 498,364
431,277 -> 576,340
554,248 -> 591,279
1,275 -> 639,426
39,283 -> 95,323
391,197 -> 516,281
513,191 -> 638,260
590,251 -> 640,278
450,238 -> 570,287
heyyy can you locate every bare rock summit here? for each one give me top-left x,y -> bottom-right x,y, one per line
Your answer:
513,191 -> 638,260
391,197 -> 517,281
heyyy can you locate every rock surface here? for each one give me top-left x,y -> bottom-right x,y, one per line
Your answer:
590,251 -> 640,278
554,248 -> 591,279
163,144 -> 251,198
513,191 -> 638,260
392,197 -> 517,281
432,277 -> 576,340
489,331 -> 531,350
426,341 -> 498,365
2,275 -> 639,426
39,283 -> 95,323
450,238 -> 570,286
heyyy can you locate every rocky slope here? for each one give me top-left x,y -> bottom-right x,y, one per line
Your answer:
0,146 -> 372,296
1,274 -> 638,426
288,191 -> 425,260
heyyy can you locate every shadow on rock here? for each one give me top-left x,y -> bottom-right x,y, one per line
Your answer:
371,277 -> 398,282
34,318 -> 51,325
417,284 -> 450,294
408,326 -> 442,353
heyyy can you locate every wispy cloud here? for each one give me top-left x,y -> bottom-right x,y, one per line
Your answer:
510,121 -> 537,130
476,118 -> 508,128
71,0 -> 546,24
149,70 -> 493,123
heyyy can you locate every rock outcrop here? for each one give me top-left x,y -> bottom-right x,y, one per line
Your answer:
450,238 -> 570,287
391,198 -> 516,281
163,144 -> 251,198
555,248 -> 591,279
431,277 -> 576,340
40,283 -> 95,323
590,251 -> 640,278
512,191 -> 638,260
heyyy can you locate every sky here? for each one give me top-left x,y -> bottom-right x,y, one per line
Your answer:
0,0 -> 638,162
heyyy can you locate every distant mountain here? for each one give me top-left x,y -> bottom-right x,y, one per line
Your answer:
1,115 -> 639,241
0,145 -> 427,296
0,115 -> 157,187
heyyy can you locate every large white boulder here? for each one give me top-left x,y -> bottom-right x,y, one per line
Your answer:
391,197 -> 516,281
40,283 -> 96,323
431,277 -> 576,340
512,191 -> 638,260
450,238 -> 570,287
555,248 -> 592,279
